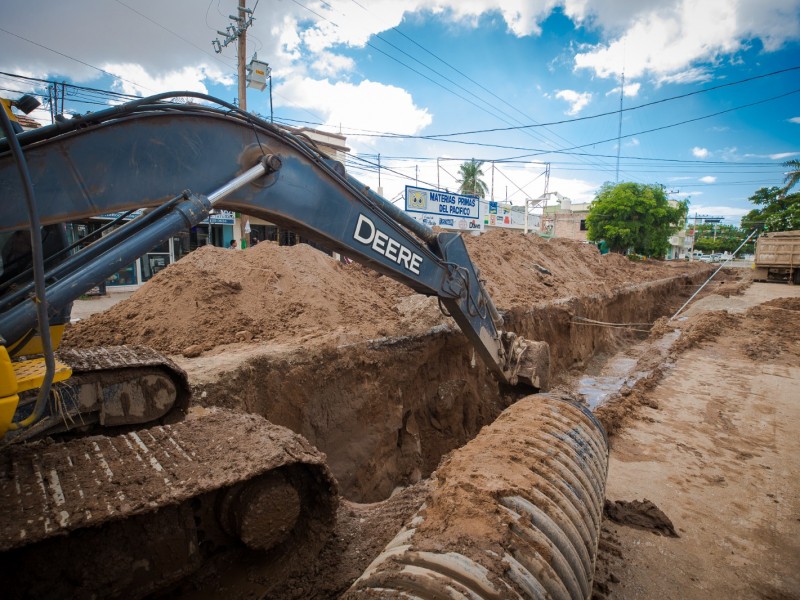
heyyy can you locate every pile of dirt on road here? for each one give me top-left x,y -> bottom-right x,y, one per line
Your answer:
464,230 -> 692,307
62,231 -> 705,356
672,310 -> 742,352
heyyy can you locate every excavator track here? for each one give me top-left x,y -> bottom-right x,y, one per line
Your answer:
5,345 -> 191,444
0,406 -> 339,599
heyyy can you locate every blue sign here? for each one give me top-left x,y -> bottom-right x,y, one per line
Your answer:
405,185 -> 481,220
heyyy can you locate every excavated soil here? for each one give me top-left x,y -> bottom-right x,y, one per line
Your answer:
63,230 -> 700,355
63,232 -> 711,504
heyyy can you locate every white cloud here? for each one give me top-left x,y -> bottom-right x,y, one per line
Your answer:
546,174 -> 601,204
606,81 -> 641,97
311,52 -> 355,77
574,0 -> 800,80
692,147 -> 709,158
790,117 -> 800,124
555,89 -> 592,115
103,63 -> 231,97
769,152 -> 800,160
276,76 -> 432,135
699,176 -> 716,183
655,68 -> 714,86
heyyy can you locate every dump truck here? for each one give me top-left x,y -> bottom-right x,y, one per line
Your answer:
752,230 -> 800,284
0,92 -> 606,598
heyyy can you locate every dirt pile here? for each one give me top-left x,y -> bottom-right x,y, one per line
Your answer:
672,310 -> 742,352
63,231 -> 705,355
64,243 -> 408,354
464,229 -> 693,307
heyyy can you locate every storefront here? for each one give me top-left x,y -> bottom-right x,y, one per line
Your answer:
66,209 -> 236,292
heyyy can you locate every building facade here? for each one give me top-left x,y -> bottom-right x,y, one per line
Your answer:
541,195 -> 591,241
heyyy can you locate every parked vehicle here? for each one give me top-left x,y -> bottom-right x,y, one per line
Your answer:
752,230 -> 800,284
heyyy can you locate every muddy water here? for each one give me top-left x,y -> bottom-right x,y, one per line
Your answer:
189,272 -> 706,503
578,330 -> 679,410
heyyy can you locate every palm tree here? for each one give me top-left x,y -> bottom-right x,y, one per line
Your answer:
782,159 -> 800,194
457,159 -> 488,198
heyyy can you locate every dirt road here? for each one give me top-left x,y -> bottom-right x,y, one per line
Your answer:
595,283 -> 800,599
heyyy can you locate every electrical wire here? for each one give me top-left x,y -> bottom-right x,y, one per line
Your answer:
113,0 -> 236,71
0,26 -> 154,93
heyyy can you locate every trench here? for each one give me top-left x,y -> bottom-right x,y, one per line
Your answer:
194,271 -> 707,503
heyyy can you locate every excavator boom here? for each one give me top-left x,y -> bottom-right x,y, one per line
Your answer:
0,92 -> 548,389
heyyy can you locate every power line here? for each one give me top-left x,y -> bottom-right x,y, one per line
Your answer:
0,71 -> 139,101
113,0 -> 236,71
422,65 -> 800,139
0,26 -> 154,93
346,0 -> 624,182
339,87 -> 800,160
288,0 -> 539,139
511,88 -> 800,159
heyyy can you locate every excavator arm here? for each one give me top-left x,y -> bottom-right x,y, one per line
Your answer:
0,93 -> 548,414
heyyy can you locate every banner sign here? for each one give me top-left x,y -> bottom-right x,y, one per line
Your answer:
207,210 -> 236,225
484,202 -> 525,228
405,185 -> 482,232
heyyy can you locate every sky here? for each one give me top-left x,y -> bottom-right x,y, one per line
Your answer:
2,0 -> 799,225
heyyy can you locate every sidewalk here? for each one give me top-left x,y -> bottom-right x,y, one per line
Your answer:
71,291 -> 133,322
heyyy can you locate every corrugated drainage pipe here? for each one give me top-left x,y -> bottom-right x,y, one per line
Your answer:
344,394 -> 608,600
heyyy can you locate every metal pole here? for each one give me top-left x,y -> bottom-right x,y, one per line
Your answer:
491,161 -> 495,201
237,0 -> 249,247
237,0 -> 247,112
689,212 -> 697,260
615,71 -> 624,183
208,161 -> 267,204
436,157 -> 440,189
269,74 -> 273,123
670,228 -> 758,320
524,199 -> 529,234
378,153 -> 381,189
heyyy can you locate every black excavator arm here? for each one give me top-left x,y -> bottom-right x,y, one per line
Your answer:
0,93 -> 548,404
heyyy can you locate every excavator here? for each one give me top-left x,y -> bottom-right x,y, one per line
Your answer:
0,92 -> 554,597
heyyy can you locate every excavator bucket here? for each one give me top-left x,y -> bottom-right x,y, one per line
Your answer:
501,333 -> 551,390
515,339 -> 551,390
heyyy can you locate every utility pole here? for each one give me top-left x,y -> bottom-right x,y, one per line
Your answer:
237,0 -> 249,247
491,161 -> 495,201
212,0 -> 254,247
237,0 -> 247,111
615,71 -> 624,183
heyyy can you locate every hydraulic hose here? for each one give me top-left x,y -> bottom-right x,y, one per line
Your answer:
0,104 -> 55,429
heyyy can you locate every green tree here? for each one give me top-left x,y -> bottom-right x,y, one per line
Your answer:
742,186 -> 800,232
782,159 -> 800,194
586,182 -> 688,256
692,224 -> 754,254
456,159 -> 488,198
